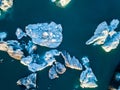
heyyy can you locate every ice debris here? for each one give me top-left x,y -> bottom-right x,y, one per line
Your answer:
25,22 -> 63,48
17,73 -> 37,90
48,62 -> 66,79
81,56 -> 90,68
61,51 -> 82,70
51,0 -> 71,8
0,0 -> 13,12
80,68 -> 98,88
86,19 -> 120,52
49,65 -> 59,79
15,28 -> 26,39
55,62 -> 66,74
20,49 -> 60,72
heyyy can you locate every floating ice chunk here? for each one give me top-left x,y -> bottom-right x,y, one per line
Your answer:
49,65 -> 59,79
17,73 -> 37,90
109,19 -> 119,31
80,68 -> 98,88
101,32 -> 120,52
25,41 -> 37,54
86,21 -> 109,45
16,28 -> 26,39
20,56 -> 33,66
44,49 -> 61,60
0,32 -> 7,41
0,0 -> 13,11
7,40 -> 24,60
55,62 -> 66,74
61,51 -> 82,70
51,0 -> 71,8
81,56 -> 90,68
115,73 -> 120,81
0,41 -> 8,51
25,22 -> 63,48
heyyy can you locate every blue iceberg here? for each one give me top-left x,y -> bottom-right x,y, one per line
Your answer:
15,28 -> 26,39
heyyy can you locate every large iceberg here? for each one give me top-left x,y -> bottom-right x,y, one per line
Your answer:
61,51 -> 82,70
86,19 -> 120,52
80,68 -> 98,88
25,22 -> 63,48
17,73 -> 37,90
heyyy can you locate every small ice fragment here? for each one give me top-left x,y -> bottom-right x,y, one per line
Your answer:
81,56 -> 90,68
20,56 -> 33,66
16,28 -> 26,39
49,65 -> 59,79
55,62 -> 66,74
17,73 -> 37,89
61,51 -> 82,70
51,0 -> 71,8
115,73 -> 120,81
25,22 -> 63,48
25,40 -> 37,54
0,32 -> 7,41
101,32 -> 120,52
80,68 -> 98,88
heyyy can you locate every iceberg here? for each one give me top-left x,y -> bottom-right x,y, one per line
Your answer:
0,32 -> 7,41
61,51 -> 82,70
86,19 -> 120,52
51,0 -> 71,8
7,40 -> 24,60
25,22 -> 63,48
101,31 -> 120,52
80,68 -> 98,88
55,62 -> 66,74
15,28 -> 26,39
49,65 -> 59,79
20,56 -> 33,66
17,73 -> 37,90
0,0 -> 13,12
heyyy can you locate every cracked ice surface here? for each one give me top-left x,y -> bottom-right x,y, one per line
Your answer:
25,22 -> 63,48
80,68 -> 98,88
61,51 -> 82,70
17,73 -> 37,90
86,19 -> 120,52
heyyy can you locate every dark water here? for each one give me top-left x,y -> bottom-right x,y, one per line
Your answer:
0,0 -> 120,90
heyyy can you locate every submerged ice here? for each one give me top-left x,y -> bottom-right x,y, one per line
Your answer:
86,19 -> 120,52
25,22 -> 63,48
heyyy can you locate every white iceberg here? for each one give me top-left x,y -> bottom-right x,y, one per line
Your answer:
15,28 -> 26,39
61,51 -> 82,70
80,68 -> 98,88
25,22 -> 63,48
86,19 -> 120,52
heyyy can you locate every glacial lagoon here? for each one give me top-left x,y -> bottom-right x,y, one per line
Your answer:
0,0 -> 120,90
